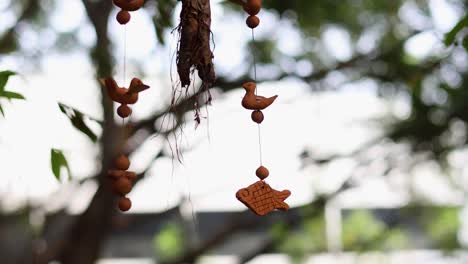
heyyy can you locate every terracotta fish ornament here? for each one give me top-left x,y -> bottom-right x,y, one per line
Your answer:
236,181 -> 291,216
241,82 -> 278,110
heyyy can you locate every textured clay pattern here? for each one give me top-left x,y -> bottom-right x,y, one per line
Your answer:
236,181 -> 290,216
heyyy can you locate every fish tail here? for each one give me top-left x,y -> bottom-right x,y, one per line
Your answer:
275,200 -> 290,211
276,190 -> 291,201
275,190 -> 291,210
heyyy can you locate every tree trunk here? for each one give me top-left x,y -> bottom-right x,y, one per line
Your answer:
57,1 -> 118,263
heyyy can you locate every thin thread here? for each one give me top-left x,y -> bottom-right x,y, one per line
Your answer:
166,136 -> 176,211
257,124 -> 263,165
206,103 -> 211,143
122,26 -> 128,146
121,117 -> 126,153
123,25 -> 127,85
186,173 -> 198,231
251,29 -> 257,93
251,28 -> 263,166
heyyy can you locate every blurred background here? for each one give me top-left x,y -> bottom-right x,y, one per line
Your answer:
1,0 -> 468,263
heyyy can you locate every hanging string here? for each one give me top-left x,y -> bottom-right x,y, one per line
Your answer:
122,25 -> 128,146
251,28 -> 263,166
123,25 -> 127,86
251,29 -> 257,93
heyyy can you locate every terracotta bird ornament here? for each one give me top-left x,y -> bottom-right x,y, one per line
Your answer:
241,82 -> 278,110
103,77 -> 149,105
236,181 -> 291,216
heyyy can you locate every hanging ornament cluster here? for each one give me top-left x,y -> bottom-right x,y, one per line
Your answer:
107,155 -> 136,212
235,0 -> 291,216
101,0 -> 150,212
113,0 -> 145,25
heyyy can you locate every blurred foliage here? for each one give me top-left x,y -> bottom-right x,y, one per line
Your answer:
153,223 -> 186,261
264,0 -> 402,28
343,210 -> 385,251
50,148 -> 71,182
58,102 -> 101,143
420,207 -> 460,250
444,14 -> 468,46
148,0 -> 178,45
2,0 -> 466,164
0,0 -> 50,55
380,229 -> 410,250
272,210 -> 327,262
2,0 -> 468,260
249,39 -> 276,65
0,70 -> 25,117
342,210 -> 409,251
340,207 -> 460,252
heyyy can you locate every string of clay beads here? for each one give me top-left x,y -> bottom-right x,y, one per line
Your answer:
117,10 -> 131,25
251,110 -> 264,124
113,0 -> 145,24
246,16 -> 260,29
236,0 -> 291,216
244,0 -> 261,29
107,155 -> 134,212
102,0 -> 150,212
103,77 -> 149,212
117,104 -> 132,118
243,0 -> 261,16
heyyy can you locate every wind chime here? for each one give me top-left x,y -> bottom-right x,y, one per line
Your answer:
100,0 -> 289,214
235,0 -> 291,216
102,0 -> 150,212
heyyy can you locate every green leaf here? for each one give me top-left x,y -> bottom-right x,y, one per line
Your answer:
57,102 -> 102,143
50,149 -> 71,181
58,102 -> 103,124
0,71 -> 16,92
463,35 -> 468,52
444,15 -> 468,46
58,102 -> 67,114
71,114 -> 98,142
0,71 -> 25,118
1,91 -> 25,100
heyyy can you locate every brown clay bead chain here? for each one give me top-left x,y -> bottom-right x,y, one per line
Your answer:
107,155 -> 135,212
103,75 -> 150,212
113,0 -> 145,25
243,0 -> 261,28
236,0 -> 291,216
101,0 -> 150,212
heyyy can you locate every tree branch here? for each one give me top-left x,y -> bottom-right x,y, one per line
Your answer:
160,215 -> 256,264
130,39 -> 406,139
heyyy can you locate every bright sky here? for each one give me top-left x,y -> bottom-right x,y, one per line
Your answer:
0,0 -> 466,242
